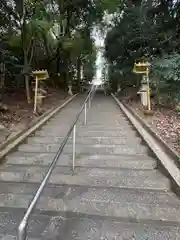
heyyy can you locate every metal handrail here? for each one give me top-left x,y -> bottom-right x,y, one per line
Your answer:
18,85 -> 96,240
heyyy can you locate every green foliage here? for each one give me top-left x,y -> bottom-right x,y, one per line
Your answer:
151,53 -> 180,102
176,105 -> 180,112
0,0 -> 104,94
105,0 -> 180,99
101,0 -> 120,13
152,54 -> 180,83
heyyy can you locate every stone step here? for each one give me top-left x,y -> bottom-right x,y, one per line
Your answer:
5,153 -> 156,169
6,151 -> 155,160
18,143 -> 149,155
49,116 -> 83,122
49,114 -> 84,122
0,183 -> 178,206
27,136 -> 142,145
49,114 -> 128,121
71,120 -> 132,125
42,126 -> 136,133
87,118 -> 129,122
0,187 -> 179,223
42,124 -> 134,131
6,153 -> 156,168
35,129 -> 139,137
87,114 -> 127,118
48,122 -> 132,128
0,165 -> 170,190
1,209 -> 180,239
85,120 -> 130,124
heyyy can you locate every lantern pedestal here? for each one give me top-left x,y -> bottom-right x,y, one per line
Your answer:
143,109 -> 154,116
138,83 -> 148,107
32,70 -> 49,114
68,85 -> 73,96
133,61 -> 151,111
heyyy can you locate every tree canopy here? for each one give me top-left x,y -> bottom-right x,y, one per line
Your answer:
104,0 -> 180,102
0,0 -> 108,101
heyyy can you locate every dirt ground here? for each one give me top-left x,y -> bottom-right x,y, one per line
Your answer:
0,88 -> 69,143
130,101 -> 180,154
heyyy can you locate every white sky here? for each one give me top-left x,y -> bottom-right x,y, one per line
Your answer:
91,12 -> 116,84
92,26 -> 104,83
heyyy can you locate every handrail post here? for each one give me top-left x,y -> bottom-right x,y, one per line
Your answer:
18,220 -> 27,240
88,95 -> 91,108
84,102 -> 87,125
72,124 -> 76,171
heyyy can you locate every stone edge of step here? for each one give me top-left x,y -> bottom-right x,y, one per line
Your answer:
0,205 -> 180,227
1,210 -> 180,240
111,94 -> 180,191
0,94 -> 78,162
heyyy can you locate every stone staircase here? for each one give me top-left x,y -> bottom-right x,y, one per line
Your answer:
0,94 -> 180,239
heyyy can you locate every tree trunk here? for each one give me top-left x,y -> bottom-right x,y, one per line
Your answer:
25,75 -> 31,103
66,7 -> 73,94
0,63 -> 5,102
77,57 -> 81,91
24,54 -> 31,103
155,77 -> 160,106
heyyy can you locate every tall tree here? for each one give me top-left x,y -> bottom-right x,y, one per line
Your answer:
0,0 -> 52,102
105,0 -> 180,97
